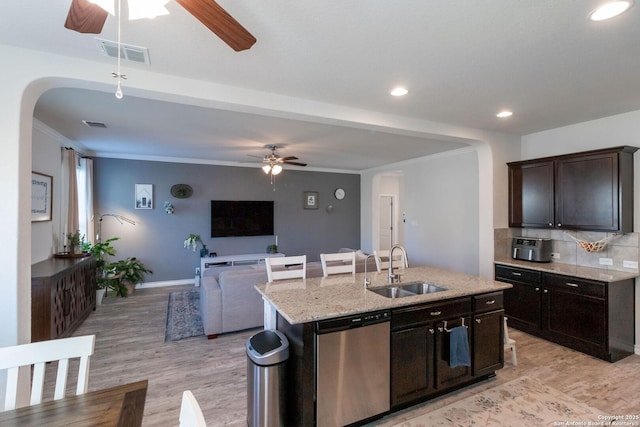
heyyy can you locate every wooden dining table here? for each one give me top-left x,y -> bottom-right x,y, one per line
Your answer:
0,379 -> 148,427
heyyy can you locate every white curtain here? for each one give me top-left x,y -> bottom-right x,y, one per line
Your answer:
77,157 -> 95,244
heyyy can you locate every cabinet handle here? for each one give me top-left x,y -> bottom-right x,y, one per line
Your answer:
437,327 -> 444,332
511,272 -> 522,277
428,328 -> 435,334
535,287 -> 540,291
475,319 -> 481,324
565,282 -> 579,288
548,223 -> 553,226
485,300 -> 496,305
430,311 -> 442,316
544,289 -> 548,293
558,223 -> 562,227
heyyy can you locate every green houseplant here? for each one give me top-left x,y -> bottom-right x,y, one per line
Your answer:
66,230 -> 85,254
110,257 -> 153,297
82,237 -> 119,304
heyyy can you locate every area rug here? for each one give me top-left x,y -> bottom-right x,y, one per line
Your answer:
164,290 -> 204,342
394,376 -> 604,427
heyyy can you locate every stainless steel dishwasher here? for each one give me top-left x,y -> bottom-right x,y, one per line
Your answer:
315,310 -> 390,427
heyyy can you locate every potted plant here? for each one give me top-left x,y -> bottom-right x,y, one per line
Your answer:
184,233 -> 208,257
66,230 -> 85,254
110,257 -> 153,297
83,237 -> 119,304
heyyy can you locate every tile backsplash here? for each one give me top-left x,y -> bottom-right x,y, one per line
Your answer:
495,228 -> 639,273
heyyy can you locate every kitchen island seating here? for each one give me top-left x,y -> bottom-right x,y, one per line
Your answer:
0,334 -> 95,411
320,251 -> 356,276
265,255 -> 307,282
374,249 -> 408,272
504,317 -> 517,366
179,390 -> 207,427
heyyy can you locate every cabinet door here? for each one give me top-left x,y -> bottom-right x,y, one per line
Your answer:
390,325 -> 435,407
509,161 -> 554,228
555,152 -> 619,231
542,287 -> 607,356
503,282 -> 541,333
472,310 -> 504,377
434,317 -> 473,390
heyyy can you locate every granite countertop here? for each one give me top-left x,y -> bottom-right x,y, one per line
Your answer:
255,266 -> 512,325
494,257 -> 639,282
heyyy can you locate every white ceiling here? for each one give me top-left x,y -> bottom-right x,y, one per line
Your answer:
3,1 -> 640,171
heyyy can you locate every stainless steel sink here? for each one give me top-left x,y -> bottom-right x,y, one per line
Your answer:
368,286 -> 417,299
397,282 -> 447,294
368,282 -> 447,298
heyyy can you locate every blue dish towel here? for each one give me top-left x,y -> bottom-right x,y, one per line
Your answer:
449,325 -> 471,368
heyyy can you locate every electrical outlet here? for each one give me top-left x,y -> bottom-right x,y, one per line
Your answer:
623,260 -> 638,269
551,252 -> 560,259
195,267 -> 201,275
599,258 -> 613,266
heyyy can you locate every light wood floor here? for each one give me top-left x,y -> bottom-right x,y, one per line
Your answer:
61,285 -> 640,426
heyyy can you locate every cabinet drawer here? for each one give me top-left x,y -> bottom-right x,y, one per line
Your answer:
543,273 -> 605,298
473,292 -> 504,313
495,265 -> 541,284
392,298 -> 470,330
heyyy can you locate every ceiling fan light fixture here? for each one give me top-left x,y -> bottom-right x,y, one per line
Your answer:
88,0 -> 115,15
128,0 -> 170,20
589,1 -> 633,21
262,164 -> 271,174
271,165 -> 283,175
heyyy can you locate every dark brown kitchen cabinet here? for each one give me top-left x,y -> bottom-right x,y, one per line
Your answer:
31,256 -> 97,342
390,325 -> 435,406
508,146 -> 637,232
472,292 -> 505,377
495,263 -> 635,362
434,316 -> 473,390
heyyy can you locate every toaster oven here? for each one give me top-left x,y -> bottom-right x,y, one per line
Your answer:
511,237 -> 552,263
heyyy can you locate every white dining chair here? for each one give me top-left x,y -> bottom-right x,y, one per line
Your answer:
504,317 -> 517,366
320,251 -> 356,277
265,255 -> 307,282
179,390 -> 207,427
374,249 -> 408,273
0,334 -> 95,411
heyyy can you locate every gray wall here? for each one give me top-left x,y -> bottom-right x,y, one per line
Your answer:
94,158 -> 361,281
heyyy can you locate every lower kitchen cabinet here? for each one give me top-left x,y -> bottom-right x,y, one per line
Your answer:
496,263 -> 635,362
390,294 -> 502,409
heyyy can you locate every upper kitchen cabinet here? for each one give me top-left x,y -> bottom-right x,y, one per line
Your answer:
508,146 -> 637,233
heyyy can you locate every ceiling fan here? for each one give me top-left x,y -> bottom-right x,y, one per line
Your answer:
258,145 -> 308,175
64,0 -> 256,52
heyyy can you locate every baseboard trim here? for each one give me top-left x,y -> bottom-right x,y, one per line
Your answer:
635,344 -> 640,356
136,279 -> 195,289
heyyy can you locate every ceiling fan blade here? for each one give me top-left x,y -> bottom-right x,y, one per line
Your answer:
64,0 -> 108,34
175,0 -> 256,51
283,161 -> 307,167
280,156 -> 299,161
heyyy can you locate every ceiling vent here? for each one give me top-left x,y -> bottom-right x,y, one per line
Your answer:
82,120 -> 107,128
94,38 -> 150,64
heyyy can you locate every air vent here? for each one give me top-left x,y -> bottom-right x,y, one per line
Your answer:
94,38 -> 150,64
82,120 -> 107,128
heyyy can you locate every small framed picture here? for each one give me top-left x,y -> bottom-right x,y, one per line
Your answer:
135,184 -> 153,209
32,171 -> 53,222
304,191 -> 319,209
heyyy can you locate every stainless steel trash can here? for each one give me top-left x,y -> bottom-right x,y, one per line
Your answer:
246,329 -> 289,427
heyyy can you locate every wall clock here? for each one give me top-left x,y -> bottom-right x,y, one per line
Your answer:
334,188 -> 346,200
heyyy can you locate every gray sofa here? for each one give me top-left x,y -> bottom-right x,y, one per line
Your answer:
199,249 -> 376,338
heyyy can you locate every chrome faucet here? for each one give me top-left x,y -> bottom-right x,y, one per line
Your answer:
388,244 -> 408,284
363,254 -> 376,288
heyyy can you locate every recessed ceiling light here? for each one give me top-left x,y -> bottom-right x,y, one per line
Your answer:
390,87 -> 408,97
589,1 -> 633,21
496,111 -> 513,118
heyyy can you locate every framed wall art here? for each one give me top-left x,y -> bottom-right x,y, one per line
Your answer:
32,171 -> 53,222
304,191 -> 319,209
135,184 -> 153,209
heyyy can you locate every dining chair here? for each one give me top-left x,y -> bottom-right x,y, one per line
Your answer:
374,249 -> 408,272
179,390 -> 207,427
504,317 -> 517,366
265,255 -> 307,282
320,251 -> 356,277
0,334 -> 95,411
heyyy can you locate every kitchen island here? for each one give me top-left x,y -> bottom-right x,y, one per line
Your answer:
256,266 -> 512,426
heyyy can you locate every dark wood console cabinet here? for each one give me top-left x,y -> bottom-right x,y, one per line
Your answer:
508,146 -> 637,232
31,256 -> 97,342
496,264 -> 635,362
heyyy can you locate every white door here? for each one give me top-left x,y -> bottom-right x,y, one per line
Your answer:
379,195 -> 393,250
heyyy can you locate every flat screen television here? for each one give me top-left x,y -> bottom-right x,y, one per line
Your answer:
211,200 -> 274,237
